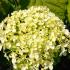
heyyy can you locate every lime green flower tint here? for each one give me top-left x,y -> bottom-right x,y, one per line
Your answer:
0,6 -> 70,70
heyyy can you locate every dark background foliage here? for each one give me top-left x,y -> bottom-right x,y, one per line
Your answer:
0,0 -> 30,22
0,0 -> 70,70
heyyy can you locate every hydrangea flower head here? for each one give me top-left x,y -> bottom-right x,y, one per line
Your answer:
0,6 -> 70,70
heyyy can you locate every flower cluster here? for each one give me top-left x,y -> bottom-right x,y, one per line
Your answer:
0,6 -> 70,70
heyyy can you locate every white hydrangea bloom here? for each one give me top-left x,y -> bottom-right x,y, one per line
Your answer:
64,29 -> 70,35
0,6 -> 70,70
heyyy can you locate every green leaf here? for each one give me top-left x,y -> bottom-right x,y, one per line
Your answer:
67,0 -> 70,24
